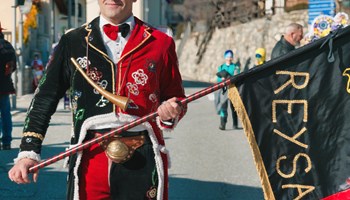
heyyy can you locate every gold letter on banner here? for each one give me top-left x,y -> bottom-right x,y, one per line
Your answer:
274,71 -> 310,94
282,184 -> 315,200
276,153 -> 312,178
273,127 -> 308,149
342,68 -> 350,93
272,100 -> 308,123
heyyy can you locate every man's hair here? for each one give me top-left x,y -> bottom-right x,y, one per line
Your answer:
285,23 -> 303,34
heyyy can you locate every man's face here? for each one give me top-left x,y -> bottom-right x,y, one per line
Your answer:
255,54 -> 264,65
98,0 -> 136,24
225,57 -> 233,63
292,29 -> 303,46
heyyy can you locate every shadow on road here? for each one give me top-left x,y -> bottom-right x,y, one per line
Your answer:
1,145 -> 263,200
169,177 -> 263,200
0,144 -> 69,200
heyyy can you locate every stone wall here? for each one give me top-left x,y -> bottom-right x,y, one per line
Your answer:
177,10 -> 309,83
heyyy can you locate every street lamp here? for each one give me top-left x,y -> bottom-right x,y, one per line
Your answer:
10,0 -> 27,109
16,0 -> 31,98
11,1 -> 18,109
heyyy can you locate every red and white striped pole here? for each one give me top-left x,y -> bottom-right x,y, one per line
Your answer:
29,76 -> 234,173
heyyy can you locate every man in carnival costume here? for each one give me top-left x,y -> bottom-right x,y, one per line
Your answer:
215,50 -> 240,130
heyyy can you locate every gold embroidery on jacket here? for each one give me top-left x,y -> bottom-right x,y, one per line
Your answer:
23,132 -> 44,141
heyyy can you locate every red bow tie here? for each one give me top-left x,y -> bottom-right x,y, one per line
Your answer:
103,23 -> 130,40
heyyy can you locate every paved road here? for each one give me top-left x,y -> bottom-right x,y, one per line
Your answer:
0,94 -> 72,200
0,82 -> 263,199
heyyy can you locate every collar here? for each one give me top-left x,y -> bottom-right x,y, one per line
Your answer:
99,15 -> 135,34
281,35 -> 295,50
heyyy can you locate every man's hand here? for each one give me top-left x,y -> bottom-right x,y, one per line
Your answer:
8,158 -> 39,184
157,97 -> 182,121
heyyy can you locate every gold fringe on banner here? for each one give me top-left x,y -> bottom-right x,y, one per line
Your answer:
228,84 -> 275,200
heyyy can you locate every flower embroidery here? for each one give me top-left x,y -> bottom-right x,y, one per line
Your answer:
126,82 -> 139,96
132,69 -> 148,86
71,90 -> 82,113
94,80 -> 108,94
87,67 -> 103,82
76,56 -> 90,69
149,93 -> 158,103
146,186 -> 157,200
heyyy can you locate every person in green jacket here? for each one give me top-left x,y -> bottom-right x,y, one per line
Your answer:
215,50 -> 240,130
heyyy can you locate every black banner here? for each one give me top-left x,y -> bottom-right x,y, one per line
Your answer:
229,26 -> 350,199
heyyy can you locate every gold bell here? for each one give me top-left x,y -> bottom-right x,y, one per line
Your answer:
105,139 -> 130,163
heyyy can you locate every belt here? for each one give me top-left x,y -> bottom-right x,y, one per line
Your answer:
85,128 -> 151,163
85,129 -> 151,144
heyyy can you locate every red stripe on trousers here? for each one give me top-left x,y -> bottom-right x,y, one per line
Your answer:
79,143 -> 111,200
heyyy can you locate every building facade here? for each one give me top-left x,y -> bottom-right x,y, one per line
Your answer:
1,0 -> 87,95
2,0 -> 348,96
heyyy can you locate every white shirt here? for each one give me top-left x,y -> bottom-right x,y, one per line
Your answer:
95,15 -> 147,132
99,15 -> 135,63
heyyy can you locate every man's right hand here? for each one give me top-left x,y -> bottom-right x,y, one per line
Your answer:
8,158 -> 39,184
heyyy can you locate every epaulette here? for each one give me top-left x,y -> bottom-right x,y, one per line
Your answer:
143,22 -> 173,37
81,22 -> 88,27
143,22 -> 155,30
64,28 -> 75,34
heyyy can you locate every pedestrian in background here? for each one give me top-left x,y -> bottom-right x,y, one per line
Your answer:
215,50 -> 240,130
0,22 -> 17,150
31,54 -> 44,92
271,23 -> 303,59
9,0 -> 186,199
254,47 -> 266,67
